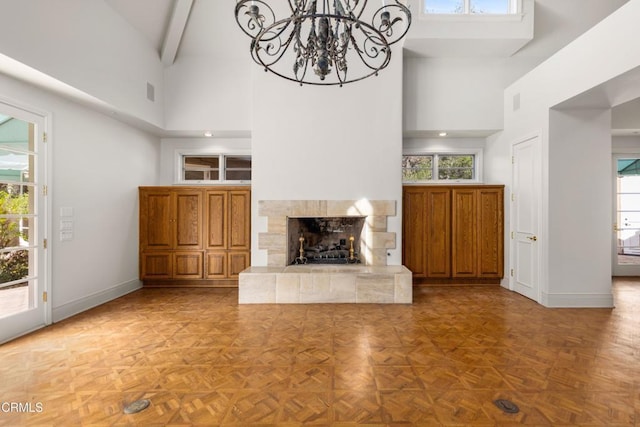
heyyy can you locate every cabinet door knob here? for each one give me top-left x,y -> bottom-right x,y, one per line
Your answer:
527,235 -> 537,242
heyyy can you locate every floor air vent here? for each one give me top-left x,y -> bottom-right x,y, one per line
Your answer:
494,399 -> 520,414
124,399 -> 150,414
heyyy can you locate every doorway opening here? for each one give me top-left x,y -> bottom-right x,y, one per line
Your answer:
613,156 -> 640,276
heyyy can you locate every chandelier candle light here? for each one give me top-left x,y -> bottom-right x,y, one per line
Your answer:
234,0 -> 411,86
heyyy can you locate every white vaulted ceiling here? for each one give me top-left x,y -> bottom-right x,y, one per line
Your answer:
105,0 -> 248,62
102,0 -> 638,134
105,0 -> 175,53
104,0 -> 629,63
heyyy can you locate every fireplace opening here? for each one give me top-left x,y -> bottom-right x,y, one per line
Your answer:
287,216 -> 366,265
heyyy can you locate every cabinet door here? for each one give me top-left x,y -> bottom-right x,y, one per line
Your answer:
425,188 -> 451,277
173,252 -> 203,279
477,188 -> 504,277
174,190 -> 204,250
206,191 -> 228,249
452,189 -> 477,277
228,251 -> 250,278
141,252 -> 172,279
206,251 -> 227,279
402,188 -> 427,278
140,191 -> 172,250
229,190 -> 251,250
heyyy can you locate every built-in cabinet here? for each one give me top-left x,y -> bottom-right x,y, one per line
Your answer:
139,186 -> 250,287
403,185 -> 504,284
204,189 -> 251,280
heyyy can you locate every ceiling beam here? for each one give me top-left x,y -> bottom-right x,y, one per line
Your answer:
161,0 -> 193,66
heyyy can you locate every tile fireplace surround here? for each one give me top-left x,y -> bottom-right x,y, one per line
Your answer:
239,200 -> 412,304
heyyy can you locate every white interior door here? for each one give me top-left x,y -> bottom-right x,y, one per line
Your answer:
612,155 -> 640,276
511,135 -> 541,302
0,100 -> 49,343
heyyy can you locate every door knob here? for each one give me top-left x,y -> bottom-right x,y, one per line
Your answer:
527,235 -> 537,242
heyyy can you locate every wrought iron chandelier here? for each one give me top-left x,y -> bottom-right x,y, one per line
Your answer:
234,0 -> 411,86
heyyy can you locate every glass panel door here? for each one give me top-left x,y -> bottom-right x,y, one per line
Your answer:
0,103 -> 48,343
613,156 -> 640,276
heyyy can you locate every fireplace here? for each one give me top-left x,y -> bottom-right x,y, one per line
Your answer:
241,199 -> 413,304
257,199 -> 397,266
287,216 -> 365,265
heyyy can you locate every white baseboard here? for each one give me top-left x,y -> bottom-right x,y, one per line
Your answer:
541,291 -> 614,308
52,279 -> 142,322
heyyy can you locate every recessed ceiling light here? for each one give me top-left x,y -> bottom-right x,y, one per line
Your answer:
439,132 -> 448,137
204,131 -> 213,137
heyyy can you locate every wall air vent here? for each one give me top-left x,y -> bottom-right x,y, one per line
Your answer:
146,82 -> 155,102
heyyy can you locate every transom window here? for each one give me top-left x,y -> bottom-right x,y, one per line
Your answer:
402,153 -> 478,183
424,0 -> 517,14
180,154 -> 251,183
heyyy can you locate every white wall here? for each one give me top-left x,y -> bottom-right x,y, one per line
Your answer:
404,137 -> 485,152
0,0 -> 164,127
402,55 -> 539,135
612,99 -> 640,131
251,55 -> 404,266
547,108 -> 612,305
483,130 -> 511,287
403,57 -> 505,133
489,0 -> 640,307
0,72 -> 160,321
164,57 -> 252,132
613,135 -> 640,152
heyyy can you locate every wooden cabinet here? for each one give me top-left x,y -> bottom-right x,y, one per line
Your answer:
403,188 -> 427,278
403,187 -> 451,279
452,188 -> 477,277
476,187 -> 504,277
141,251 -> 204,280
403,185 -> 504,284
139,186 -> 250,287
204,189 -> 251,280
140,188 -> 203,251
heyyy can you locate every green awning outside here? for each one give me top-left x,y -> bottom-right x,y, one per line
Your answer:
618,159 -> 640,176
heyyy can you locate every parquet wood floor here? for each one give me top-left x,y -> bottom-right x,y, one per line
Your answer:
1,279 -> 640,426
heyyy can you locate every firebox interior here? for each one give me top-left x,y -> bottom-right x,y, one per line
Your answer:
287,216 -> 365,265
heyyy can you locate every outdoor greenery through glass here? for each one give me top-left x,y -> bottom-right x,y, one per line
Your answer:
0,184 -> 30,285
438,155 -> 474,179
0,114 -> 33,289
402,155 -> 433,181
402,154 -> 475,182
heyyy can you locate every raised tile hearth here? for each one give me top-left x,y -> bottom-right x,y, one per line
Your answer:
239,265 -> 412,304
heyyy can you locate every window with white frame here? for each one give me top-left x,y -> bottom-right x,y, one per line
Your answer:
402,152 -> 480,183
179,154 -> 251,183
424,0 -> 518,14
